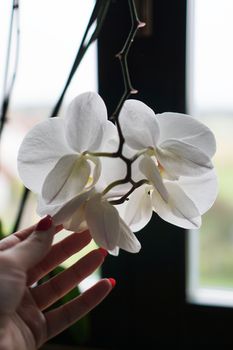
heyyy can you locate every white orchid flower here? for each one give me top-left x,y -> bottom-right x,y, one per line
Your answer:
85,193 -> 141,254
32,138 -> 140,255
119,99 -> 216,181
17,92 -> 218,256
17,90 -> 140,255
119,169 -> 218,231
17,92 -> 115,205
37,187 -> 141,255
117,99 -> 217,229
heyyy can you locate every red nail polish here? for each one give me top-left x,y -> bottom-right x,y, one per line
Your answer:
36,215 -> 53,231
98,247 -> 108,258
108,278 -> 116,288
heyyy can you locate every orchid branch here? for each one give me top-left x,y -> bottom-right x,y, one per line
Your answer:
111,0 -> 145,122
111,0 -> 145,157
82,1 -> 147,205
51,0 -> 111,118
0,0 -> 20,137
110,179 -> 149,205
98,0 -> 146,204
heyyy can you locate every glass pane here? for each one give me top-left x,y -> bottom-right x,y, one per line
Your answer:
0,1 -> 98,283
0,0 -> 97,230
187,0 -> 233,303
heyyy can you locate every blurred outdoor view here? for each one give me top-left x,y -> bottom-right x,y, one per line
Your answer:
187,0 -> 233,291
0,1 -> 98,281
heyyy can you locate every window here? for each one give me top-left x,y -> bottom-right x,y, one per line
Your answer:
2,1 -> 233,347
0,0 -> 97,233
187,0 -> 233,306
0,0 -> 98,289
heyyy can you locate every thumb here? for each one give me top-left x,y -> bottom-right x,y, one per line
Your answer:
4,216 -> 55,271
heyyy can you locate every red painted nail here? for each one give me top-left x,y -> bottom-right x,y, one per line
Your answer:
108,278 -> 116,288
98,247 -> 108,258
36,215 -> 53,231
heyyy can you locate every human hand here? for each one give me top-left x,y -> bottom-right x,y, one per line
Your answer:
0,216 -> 114,350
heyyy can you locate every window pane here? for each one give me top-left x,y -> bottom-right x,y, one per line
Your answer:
0,0 -> 97,231
187,0 -> 233,304
0,1 -> 98,280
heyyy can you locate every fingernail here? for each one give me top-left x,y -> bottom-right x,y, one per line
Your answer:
98,247 -> 108,258
108,278 -> 116,288
36,215 -> 53,231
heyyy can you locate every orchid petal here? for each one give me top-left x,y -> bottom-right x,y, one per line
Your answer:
37,196 -> 61,218
156,112 -> 216,158
139,155 -> 169,202
85,194 -> 120,251
101,120 -> 119,152
117,217 -> 141,253
157,139 -> 213,178
121,185 -> 153,232
178,170 -> 218,215
51,189 -> 94,226
85,155 -> 101,189
63,204 -> 88,232
96,156 -> 130,196
65,92 -> 108,152
37,188 -> 94,224
17,118 -> 71,193
119,99 -> 160,149
108,247 -> 120,256
152,181 -> 201,229
42,155 -> 91,204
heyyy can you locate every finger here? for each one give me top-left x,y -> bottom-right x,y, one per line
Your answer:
0,225 -> 35,251
44,278 -> 115,342
27,230 -> 92,286
3,216 -> 55,271
31,247 -> 108,310
0,223 -> 63,251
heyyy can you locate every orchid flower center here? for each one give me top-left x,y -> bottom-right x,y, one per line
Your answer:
147,150 -> 164,176
87,175 -> 94,186
158,161 -> 165,176
148,148 -> 165,177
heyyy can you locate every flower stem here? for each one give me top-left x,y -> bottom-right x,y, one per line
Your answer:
110,0 -> 145,122
99,1 -> 147,204
130,147 -> 154,162
83,151 -> 117,158
90,1 -> 147,205
102,179 -> 129,197
0,0 -> 20,138
109,179 -> 149,205
50,0 -> 111,118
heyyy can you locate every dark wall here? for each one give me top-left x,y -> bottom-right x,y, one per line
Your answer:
92,1 -> 233,348
90,1 -> 187,348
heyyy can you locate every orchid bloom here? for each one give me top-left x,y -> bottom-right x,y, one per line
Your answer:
18,92 -> 115,205
118,99 -> 217,230
17,92 -> 140,254
119,169 -> 217,231
35,148 -> 140,255
17,92 -> 218,255
37,187 -> 141,255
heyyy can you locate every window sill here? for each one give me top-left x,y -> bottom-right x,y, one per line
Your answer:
187,287 -> 233,308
